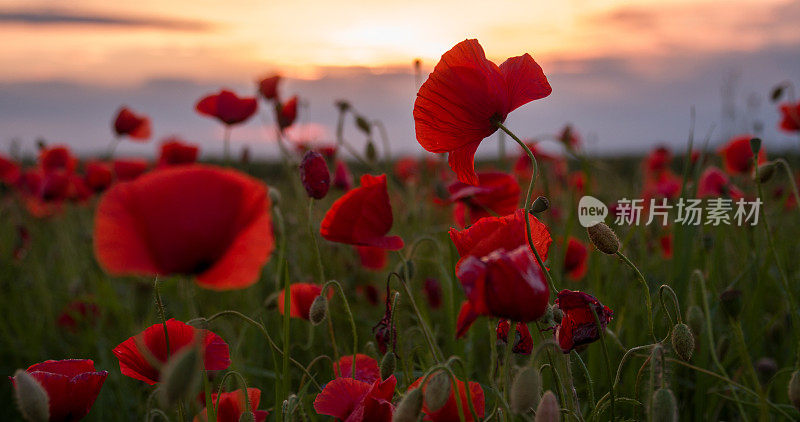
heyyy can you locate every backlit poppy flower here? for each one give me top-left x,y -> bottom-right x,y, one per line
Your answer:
355,245 -> 387,271
11,359 -> 108,422
113,319 -> 230,385
94,165 -> 273,290
276,96 -> 299,131
39,146 -> 77,174
158,138 -> 199,167
332,160 -> 354,191
564,237 -> 588,280
84,161 -> 113,193
0,153 -> 21,185
408,375 -> 485,422
194,388 -> 269,422
455,245 -> 549,337
277,283 -> 327,320
333,354 -> 381,384
112,159 -> 149,181
258,74 -> 281,101
424,278 -> 443,309
553,290 -> 613,353
448,171 -> 520,227
697,166 -> 744,200
718,135 -> 765,175
196,89 -> 258,126
644,146 -> 672,176
300,150 -> 331,199
414,39 -> 551,185
779,101 -> 800,132
320,174 -> 404,250
496,320 -> 533,354
113,106 -> 151,140
314,375 -> 396,422
57,300 -> 100,332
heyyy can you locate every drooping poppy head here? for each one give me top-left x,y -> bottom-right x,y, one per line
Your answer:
38,146 -> 77,174
158,137 -> 200,167
779,101 -> 800,133
408,375 -> 485,422
196,89 -> 258,126
563,237 -> 588,280
320,174 -> 404,250
332,160 -> 354,191
414,39 -> 552,185
112,159 -> 149,181
11,359 -> 108,422
355,245 -> 388,271
0,153 -> 21,185
194,388 -> 269,422
644,146 -> 672,176
496,320 -> 534,355
258,74 -> 281,101
333,354 -> 381,384
314,375 -> 396,422
94,165 -> 274,290
112,319 -> 230,385
554,290 -> 613,353
84,161 -> 113,193
299,150 -> 331,199
697,166 -> 744,200
113,106 -> 151,140
276,96 -> 299,131
277,283 -> 327,320
448,171 -> 520,227
718,135 -> 766,175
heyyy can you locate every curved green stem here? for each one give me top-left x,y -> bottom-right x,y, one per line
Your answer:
390,264 -> 443,362
616,251 -> 656,343
322,280 -> 359,379
591,307 -> 615,422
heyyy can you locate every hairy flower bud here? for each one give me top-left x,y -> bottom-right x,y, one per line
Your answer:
299,151 -> 331,199
393,388 -> 423,422
424,371 -> 451,412
685,305 -> 704,339
651,388 -> 678,422
534,390 -> 560,422
12,369 -> 49,422
510,367 -> 541,414
529,196 -> 550,214
380,352 -> 396,381
309,295 -> 328,326
587,222 -> 620,255
159,346 -> 202,409
671,323 -> 695,361
749,137 -> 762,155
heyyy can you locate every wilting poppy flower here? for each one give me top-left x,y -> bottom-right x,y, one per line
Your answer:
644,146 -> 672,176
158,138 -> 199,167
39,146 -> 77,174
112,159 -> 149,181
332,160 -> 354,191
113,318 -> 230,385
355,245 -> 387,271
196,89 -> 258,126
563,237 -> 588,280
408,376 -> 485,422
195,388 -> 269,422
414,39 -> 551,185
57,300 -> 100,332
697,166 -> 744,200
258,74 -> 281,101
719,135 -> 766,175
320,174 -> 403,250
113,106 -> 151,140
300,150 -> 330,199
448,171 -> 520,227
333,354 -> 381,384
277,283 -> 327,320
558,124 -> 581,150
314,375 -> 396,422
11,359 -> 108,422
373,287 -> 395,354
276,96 -> 299,131
456,245 -> 549,337
0,153 -> 21,185
553,290 -> 613,353
424,278 -> 443,309
94,165 -> 273,290
496,320 -> 533,355
84,161 -> 113,193
779,101 -> 800,133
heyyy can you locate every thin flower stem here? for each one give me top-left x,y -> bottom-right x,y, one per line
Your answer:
281,263 -> 291,419
223,125 -> 231,165
307,199 -> 326,283
153,276 -> 171,358
391,260 -> 443,362
322,280 -> 359,379
775,158 -> 800,215
591,307 -> 614,422
572,351 -> 596,409
615,251 -> 656,343
731,319 -> 769,420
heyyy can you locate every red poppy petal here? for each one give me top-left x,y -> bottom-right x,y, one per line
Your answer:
447,142 -> 481,186
498,53 -> 552,112
314,377 -> 372,420
456,301 -> 480,339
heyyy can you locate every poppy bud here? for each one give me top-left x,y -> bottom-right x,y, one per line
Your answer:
529,196 -> 549,214
309,295 -> 328,326
12,369 -> 49,422
685,305 -> 704,339
159,346 -> 202,408
671,323 -> 694,361
719,288 -> 743,320
299,151 -> 330,200
424,371 -> 451,412
510,367 -> 541,414
755,357 -> 777,385
393,388 -> 423,422
534,390 -> 560,422
355,115 -> 372,135
380,352 -> 396,381
771,85 -> 785,102
365,141 -> 377,162
651,388 -> 678,422
336,100 -> 351,113
239,411 -> 256,422
788,371 -> 800,410
749,137 -> 762,155
551,304 -> 563,324
586,223 -> 620,255
754,161 -> 777,183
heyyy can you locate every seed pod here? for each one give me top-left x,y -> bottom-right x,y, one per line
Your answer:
299,151 -> 331,200
750,137 -> 762,155
335,100 -> 351,113
424,371 -> 451,412
587,222 -> 620,255
685,305 -> 704,339
159,346 -> 202,409
789,371 -> 800,410
771,85 -> 785,102
380,352 -> 396,381
12,370 -> 49,422
510,367 -> 541,414
651,388 -> 678,422
754,161 -> 777,183
534,390 -> 560,422
393,388 -> 423,422
529,196 -> 549,214
309,295 -> 328,326
719,289 -> 743,320
671,323 -> 695,361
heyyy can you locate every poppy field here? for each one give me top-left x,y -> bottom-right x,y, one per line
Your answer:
3,38 -> 800,421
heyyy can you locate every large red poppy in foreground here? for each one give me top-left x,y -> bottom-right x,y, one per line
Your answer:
414,39 -> 551,185
94,165 -> 273,290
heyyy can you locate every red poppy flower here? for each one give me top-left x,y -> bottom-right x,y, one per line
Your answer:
448,171 -> 520,227
408,376 -> 485,422
196,89 -> 258,126
414,39 -> 551,185
300,150 -> 331,199
94,165 -> 274,290
644,146 -> 672,176
356,245 -> 387,271
642,170 -> 681,202
277,283 -> 327,320
333,354 -> 381,384
39,146 -> 77,174
320,174 -> 403,250
697,166 -> 744,200
0,153 -> 21,185
276,96 -> 299,131
158,138 -> 199,167
57,300 -> 100,332
84,161 -> 113,193
113,106 -> 151,140
553,290 -> 613,353
496,320 -> 533,354
20,169 -> 71,217
564,237 -> 588,280
195,388 -> 269,422
314,375 -> 396,422
113,319 -> 230,385
718,135 -> 766,175
456,245 -> 549,337
258,74 -> 281,101
779,101 -> 800,132
424,278 -> 443,309
11,359 -> 108,422
394,157 -> 420,183
333,160 -> 354,191
112,159 -> 149,181
558,125 -> 581,150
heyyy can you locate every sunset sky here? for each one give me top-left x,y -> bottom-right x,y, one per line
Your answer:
1,0 -> 799,158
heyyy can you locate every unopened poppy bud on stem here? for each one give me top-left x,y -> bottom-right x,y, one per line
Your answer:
299,151 -> 330,200
12,369 -> 49,422
159,346 -> 202,408
529,196 -> 549,214
424,371 -> 451,412
380,352 -> 396,380
510,367 -> 541,414
534,390 -> 560,422
309,295 -> 328,325
750,137 -> 762,155
393,388 -> 423,422
587,222 -> 620,255
671,323 -> 694,361
651,388 -> 678,422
